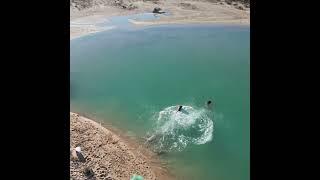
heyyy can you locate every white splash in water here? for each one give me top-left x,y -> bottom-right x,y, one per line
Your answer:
146,105 -> 214,152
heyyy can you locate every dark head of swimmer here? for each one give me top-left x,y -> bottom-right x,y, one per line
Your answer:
206,100 -> 214,109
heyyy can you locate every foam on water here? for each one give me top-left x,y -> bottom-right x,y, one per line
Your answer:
146,105 -> 214,152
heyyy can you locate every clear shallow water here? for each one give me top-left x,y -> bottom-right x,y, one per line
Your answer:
71,24 -> 250,180
99,13 -> 169,28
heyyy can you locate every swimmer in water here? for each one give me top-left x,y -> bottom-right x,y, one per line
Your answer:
177,105 -> 183,112
206,100 -> 213,109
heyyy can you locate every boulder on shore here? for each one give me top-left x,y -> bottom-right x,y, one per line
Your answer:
83,167 -> 94,178
236,4 -> 245,10
153,7 -> 165,14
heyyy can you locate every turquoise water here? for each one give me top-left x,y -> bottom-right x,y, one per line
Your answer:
71,24 -> 250,180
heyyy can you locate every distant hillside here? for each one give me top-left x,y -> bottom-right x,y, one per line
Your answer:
225,0 -> 250,5
70,0 -> 250,11
70,0 -> 137,10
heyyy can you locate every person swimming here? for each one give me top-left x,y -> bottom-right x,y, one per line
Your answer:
206,100 -> 213,109
177,101 -> 211,112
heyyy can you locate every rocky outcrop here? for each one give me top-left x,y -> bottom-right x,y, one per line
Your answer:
152,7 -> 165,14
236,4 -> 245,10
179,2 -> 197,10
115,0 -> 138,10
220,0 -> 249,10
70,0 -> 138,10
224,0 -> 250,4
70,113 -> 161,180
70,0 -> 250,11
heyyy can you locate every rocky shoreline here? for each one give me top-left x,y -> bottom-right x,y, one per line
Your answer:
70,0 -> 249,11
70,112 -> 174,180
70,0 -> 250,39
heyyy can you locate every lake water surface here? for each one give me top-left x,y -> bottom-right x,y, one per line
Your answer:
71,23 -> 250,180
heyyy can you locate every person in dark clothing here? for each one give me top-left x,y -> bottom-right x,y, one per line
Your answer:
177,105 -> 183,112
206,100 -> 213,109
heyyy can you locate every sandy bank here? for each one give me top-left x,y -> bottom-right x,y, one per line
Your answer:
70,0 -> 250,40
70,112 -> 174,180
